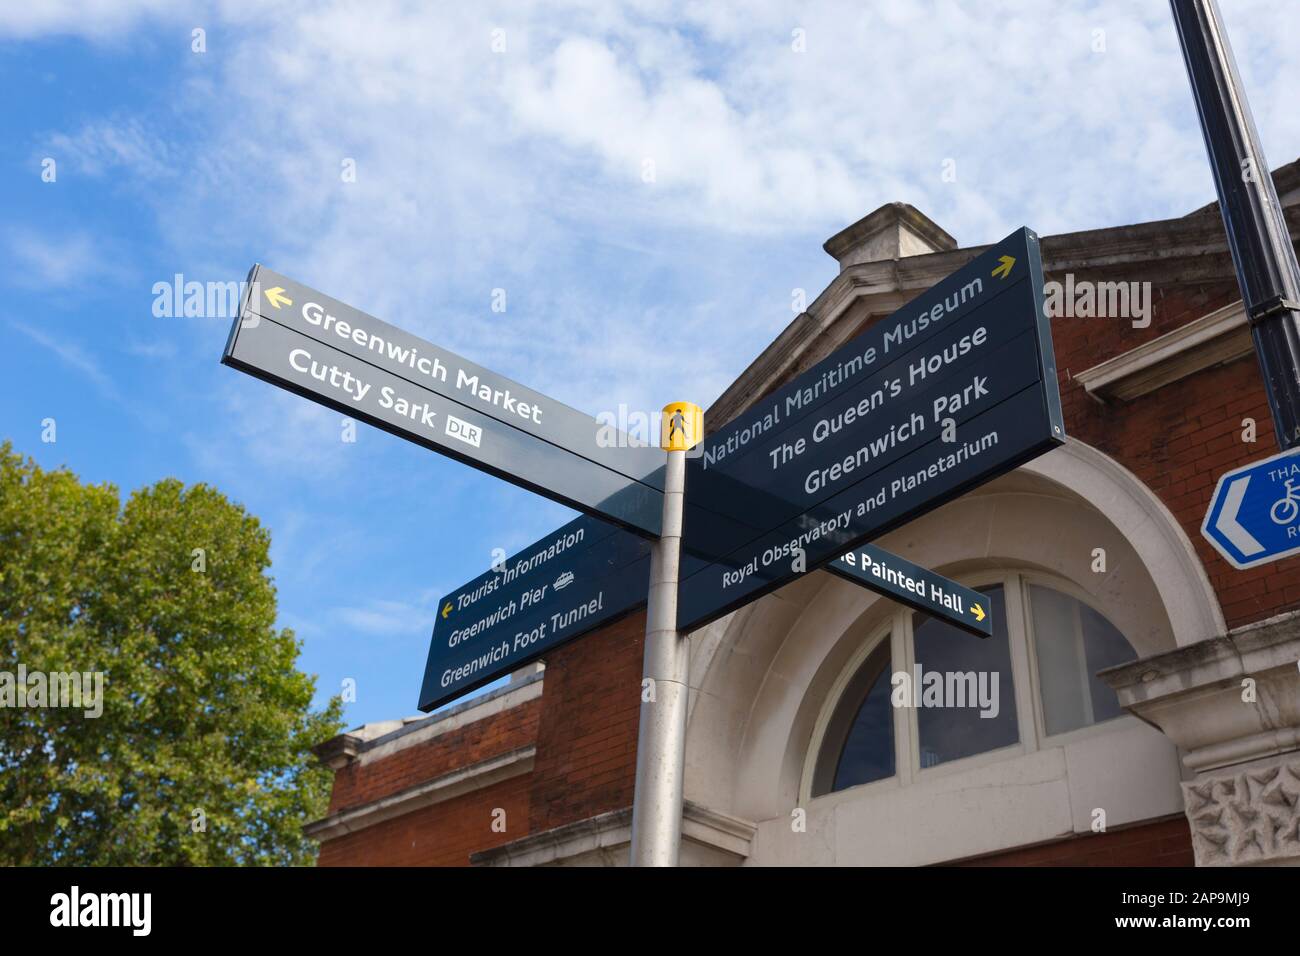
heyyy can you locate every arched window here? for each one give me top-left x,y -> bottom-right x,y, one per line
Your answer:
808,572 -> 1138,799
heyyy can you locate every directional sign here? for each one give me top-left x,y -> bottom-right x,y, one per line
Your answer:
1201,447 -> 1300,569
827,544 -> 992,638
676,227 -> 1065,631
223,266 -> 666,536
418,515 -> 659,712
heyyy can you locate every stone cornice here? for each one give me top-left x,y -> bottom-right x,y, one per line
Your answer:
305,745 -> 537,842
1073,300 -> 1252,403
1099,611 -> 1300,772
469,801 -> 757,867
823,202 -> 957,270
311,672 -> 543,769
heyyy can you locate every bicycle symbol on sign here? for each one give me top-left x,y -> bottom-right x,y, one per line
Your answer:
1269,478 -> 1300,525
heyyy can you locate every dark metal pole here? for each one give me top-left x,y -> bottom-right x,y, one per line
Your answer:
1171,0 -> 1300,449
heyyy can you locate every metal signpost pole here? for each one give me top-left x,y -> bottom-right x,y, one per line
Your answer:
630,402 -> 701,867
1171,0 -> 1300,450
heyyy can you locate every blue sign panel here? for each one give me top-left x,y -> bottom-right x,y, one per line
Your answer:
827,544 -> 993,638
418,515 -> 688,711
1201,447 -> 1300,569
676,227 -> 1065,632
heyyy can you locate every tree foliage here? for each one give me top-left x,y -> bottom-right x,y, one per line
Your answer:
0,441 -> 343,865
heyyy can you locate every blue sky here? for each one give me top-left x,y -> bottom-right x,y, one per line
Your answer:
3,0 -> 1299,729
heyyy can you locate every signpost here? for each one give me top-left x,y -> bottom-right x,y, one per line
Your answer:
629,402 -> 699,866
224,265 -> 666,536
1201,447 -> 1300,569
675,228 -> 1064,631
225,223 -> 1062,866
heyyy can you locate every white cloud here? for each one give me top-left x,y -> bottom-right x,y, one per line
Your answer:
108,3 -> 1296,360
186,381 -> 358,481
5,229 -> 106,288
10,320 -> 118,398
43,117 -> 177,179
335,597 -> 434,639
10,319 -> 170,429
125,339 -> 179,360
0,0 -> 193,39
25,0 -> 1300,464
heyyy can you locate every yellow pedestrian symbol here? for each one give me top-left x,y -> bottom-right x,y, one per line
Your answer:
669,409 -> 687,442
661,402 -> 702,452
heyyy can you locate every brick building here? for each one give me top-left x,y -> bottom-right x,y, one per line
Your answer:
306,161 -> 1300,867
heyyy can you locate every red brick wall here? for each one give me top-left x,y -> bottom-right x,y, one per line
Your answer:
953,815 -> 1194,866
316,608 -> 646,865
316,695 -> 541,866
327,696 -> 542,815
1046,274 -> 1300,629
527,610 -> 645,833
317,774 -> 532,867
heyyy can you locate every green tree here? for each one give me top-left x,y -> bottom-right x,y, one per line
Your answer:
0,441 -> 343,865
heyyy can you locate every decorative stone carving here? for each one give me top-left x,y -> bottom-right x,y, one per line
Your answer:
1182,756 -> 1300,865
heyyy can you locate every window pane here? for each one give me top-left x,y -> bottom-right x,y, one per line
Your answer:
1028,584 -> 1137,736
812,637 -> 894,796
1081,604 -> 1133,722
1028,585 -> 1087,735
912,584 -> 1017,767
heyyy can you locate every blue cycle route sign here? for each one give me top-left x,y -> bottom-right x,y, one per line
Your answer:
1202,447 -> 1300,569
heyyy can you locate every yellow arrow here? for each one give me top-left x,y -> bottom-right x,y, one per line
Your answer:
971,603 -> 986,622
441,602 -> 452,620
264,286 -> 293,310
991,256 -> 1015,280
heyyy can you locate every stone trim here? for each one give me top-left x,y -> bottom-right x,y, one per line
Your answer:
312,672 -> 543,770
681,802 -> 758,858
469,801 -> 758,867
473,807 -> 632,867
1072,300 -> 1252,402
1101,609 -> 1300,710
1024,440 -> 1226,646
305,745 -> 536,842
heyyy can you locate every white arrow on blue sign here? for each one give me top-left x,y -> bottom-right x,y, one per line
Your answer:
1201,447 -> 1300,569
